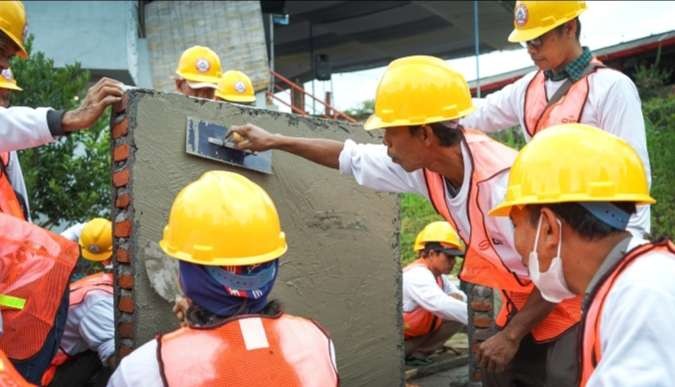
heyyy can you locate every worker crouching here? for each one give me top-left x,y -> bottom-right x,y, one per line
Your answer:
108,171 -> 339,387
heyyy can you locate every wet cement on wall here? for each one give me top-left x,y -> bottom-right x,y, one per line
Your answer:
125,90 -> 403,386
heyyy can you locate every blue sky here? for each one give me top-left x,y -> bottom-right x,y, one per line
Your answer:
276,1 -> 675,113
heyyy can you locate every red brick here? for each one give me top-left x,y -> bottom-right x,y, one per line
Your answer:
119,297 -> 134,313
116,248 -> 129,263
115,193 -> 130,208
114,219 -> 132,238
470,298 -> 493,312
113,143 -> 129,162
111,117 -> 128,139
119,274 -> 134,289
118,322 -> 134,338
473,315 -> 493,328
113,169 -> 129,187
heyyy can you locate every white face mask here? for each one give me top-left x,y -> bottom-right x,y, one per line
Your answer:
528,215 -> 576,303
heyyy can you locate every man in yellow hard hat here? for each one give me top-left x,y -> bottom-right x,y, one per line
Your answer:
108,171 -> 338,386
489,123 -> 675,387
461,0 -> 651,239
43,218 -> 114,387
403,221 -> 467,365
0,68 -> 30,220
0,1 -> 124,156
174,45 -> 222,99
229,55 -> 581,386
214,70 -> 257,105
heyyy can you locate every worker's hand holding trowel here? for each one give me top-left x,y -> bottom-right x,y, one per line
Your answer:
229,123 -> 279,152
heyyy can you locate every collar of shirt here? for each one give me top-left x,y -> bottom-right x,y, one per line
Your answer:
544,47 -> 592,82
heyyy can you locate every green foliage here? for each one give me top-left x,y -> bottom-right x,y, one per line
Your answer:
10,36 -> 111,228
634,46 -> 672,101
344,99 -> 374,121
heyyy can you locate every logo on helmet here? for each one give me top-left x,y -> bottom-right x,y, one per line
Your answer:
195,58 -> 210,73
1,69 -> 14,81
88,244 -> 101,254
514,4 -> 528,27
234,81 -> 246,94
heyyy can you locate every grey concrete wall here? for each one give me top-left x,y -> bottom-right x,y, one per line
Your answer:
116,90 -> 403,386
144,1 -> 269,92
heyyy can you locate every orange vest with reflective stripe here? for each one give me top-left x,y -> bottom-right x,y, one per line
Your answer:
579,240 -> 675,387
0,152 -> 25,219
423,129 -> 581,342
159,313 -> 339,387
0,213 -> 78,360
523,59 -> 604,137
403,259 -> 444,339
0,349 -> 33,387
40,272 -> 114,386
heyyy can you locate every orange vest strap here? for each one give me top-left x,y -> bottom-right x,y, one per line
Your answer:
579,240 -> 675,387
159,313 -> 339,387
69,272 -> 113,307
0,213 -> 78,360
523,58 -> 605,137
0,152 -> 25,220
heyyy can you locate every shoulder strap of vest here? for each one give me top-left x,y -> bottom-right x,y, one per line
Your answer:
546,59 -> 605,109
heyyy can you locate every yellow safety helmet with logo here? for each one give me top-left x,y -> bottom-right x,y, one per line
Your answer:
160,171 -> 287,266
79,218 -> 113,262
175,45 -> 222,88
0,68 -> 21,91
413,221 -> 465,254
364,55 -> 474,131
0,1 -> 28,59
508,1 -> 587,43
490,123 -> 655,217
215,70 -> 256,103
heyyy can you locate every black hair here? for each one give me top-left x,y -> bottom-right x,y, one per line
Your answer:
408,122 -> 463,147
528,202 -> 636,241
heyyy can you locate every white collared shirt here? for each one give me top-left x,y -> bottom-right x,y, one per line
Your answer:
0,106 -> 54,152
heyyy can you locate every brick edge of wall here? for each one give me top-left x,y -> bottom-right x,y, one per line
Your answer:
467,284 -> 496,384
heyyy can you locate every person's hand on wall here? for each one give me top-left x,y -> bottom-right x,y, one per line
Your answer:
477,331 -> 520,373
61,77 -> 124,132
172,296 -> 191,327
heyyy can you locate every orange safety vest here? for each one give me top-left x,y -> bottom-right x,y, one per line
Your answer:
0,349 -> 33,387
0,152 -> 25,219
159,313 -> 339,387
40,272 -> 114,386
579,240 -> 675,387
0,213 -> 78,361
423,128 -> 581,342
403,259 -> 444,339
523,58 -> 605,137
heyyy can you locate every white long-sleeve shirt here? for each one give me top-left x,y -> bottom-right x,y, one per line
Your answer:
338,139 -> 529,278
403,265 -> 468,325
461,68 -> 651,236
61,290 -> 115,363
0,106 -> 55,152
587,237 -> 675,386
107,339 -> 163,387
4,151 -> 30,220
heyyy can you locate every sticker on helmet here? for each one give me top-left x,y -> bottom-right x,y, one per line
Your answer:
515,4 -> 528,26
88,244 -> 101,254
195,58 -> 210,73
1,69 -> 14,81
234,81 -> 246,93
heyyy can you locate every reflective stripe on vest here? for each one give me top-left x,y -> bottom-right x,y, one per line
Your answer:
523,59 -> 605,137
423,128 -> 581,342
0,349 -> 33,387
0,213 -> 79,360
0,152 -> 25,220
159,313 -> 339,387
403,259 -> 443,338
579,240 -> 675,387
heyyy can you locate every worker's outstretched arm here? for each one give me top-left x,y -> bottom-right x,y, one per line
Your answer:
229,123 -> 343,169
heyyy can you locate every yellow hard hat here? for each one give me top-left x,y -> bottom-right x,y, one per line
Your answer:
490,123 -> 655,217
508,1 -> 587,43
215,70 -> 256,103
175,45 -> 222,87
0,68 -> 21,91
79,218 -> 113,262
364,55 -> 474,131
160,171 -> 287,266
0,1 -> 27,59
413,221 -> 465,253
